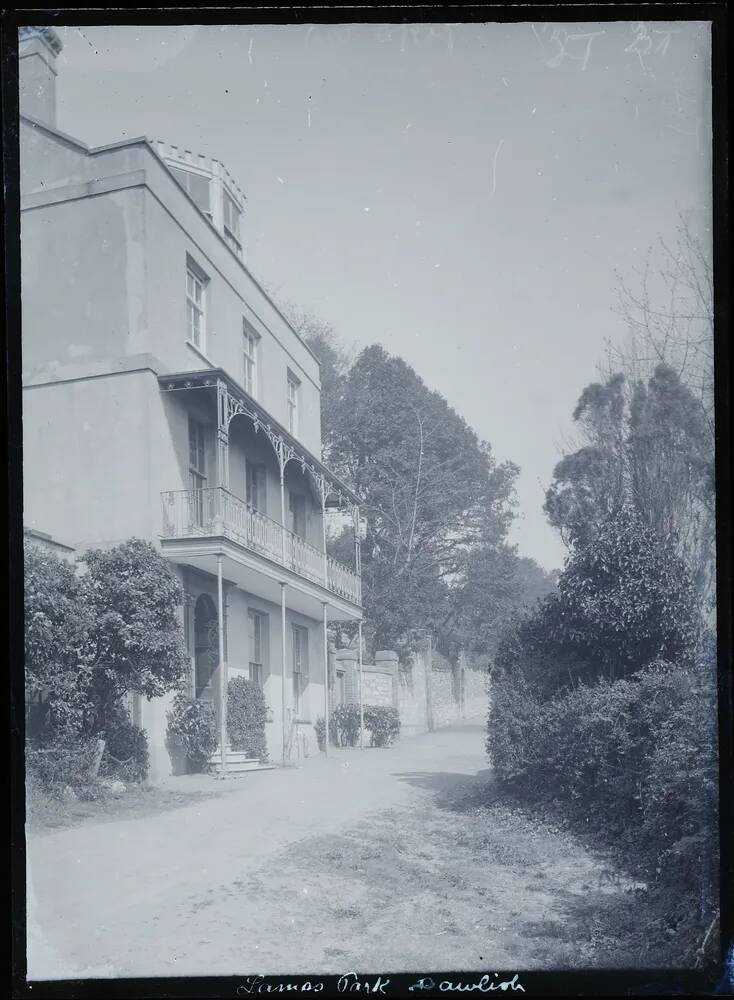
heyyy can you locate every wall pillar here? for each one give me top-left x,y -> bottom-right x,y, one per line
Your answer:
335,647 -> 359,705
375,650 -> 400,710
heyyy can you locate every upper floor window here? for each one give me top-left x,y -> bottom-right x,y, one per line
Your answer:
170,166 -> 211,220
223,190 -> 242,257
248,609 -> 267,689
287,371 -> 300,436
186,259 -> 207,351
243,321 -> 259,398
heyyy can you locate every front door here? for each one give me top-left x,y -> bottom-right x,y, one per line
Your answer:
194,594 -> 220,723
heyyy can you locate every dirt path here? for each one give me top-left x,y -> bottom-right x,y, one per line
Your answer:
26,721 -> 633,979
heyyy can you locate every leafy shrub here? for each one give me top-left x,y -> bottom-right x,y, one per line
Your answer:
99,707 -> 149,783
363,704 -> 400,747
315,704 -> 401,749
81,539 -> 188,719
27,734 -> 104,796
24,541 -> 94,739
227,677 -> 268,761
166,693 -> 217,772
488,656 -> 719,963
495,508 -> 700,698
331,703 -> 362,747
24,538 -> 188,742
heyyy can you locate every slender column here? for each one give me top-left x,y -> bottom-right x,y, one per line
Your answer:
279,448 -> 287,567
358,619 -> 364,750
280,581 -> 288,764
321,477 -> 329,589
217,554 -> 227,776
322,602 -> 329,757
217,430 -> 229,490
216,380 -> 230,491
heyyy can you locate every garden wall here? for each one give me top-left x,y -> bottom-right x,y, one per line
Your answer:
332,642 -> 488,736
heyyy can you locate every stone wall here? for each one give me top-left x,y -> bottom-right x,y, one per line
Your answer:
331,642 -> 489,737
396,652 -> 430,734
362,667 -> 393,707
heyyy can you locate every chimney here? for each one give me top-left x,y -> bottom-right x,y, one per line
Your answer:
18,26 -> 63,127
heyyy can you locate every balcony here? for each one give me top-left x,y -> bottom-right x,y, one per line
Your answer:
161,487 -> 361,606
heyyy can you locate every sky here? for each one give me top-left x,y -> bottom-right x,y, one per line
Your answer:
52,20 -> 712,571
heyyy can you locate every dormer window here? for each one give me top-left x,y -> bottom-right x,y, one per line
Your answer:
223,190 -> 242,257
170,165 -> 211,220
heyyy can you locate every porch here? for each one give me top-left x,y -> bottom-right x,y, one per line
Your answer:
161,486 -> 361,606
155,370 -> 364,774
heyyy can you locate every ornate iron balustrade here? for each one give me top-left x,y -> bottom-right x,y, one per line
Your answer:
161,487 -> 361,606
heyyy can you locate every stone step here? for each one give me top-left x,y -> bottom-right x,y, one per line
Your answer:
211,759 -> 277,776
209,749 -> 262,766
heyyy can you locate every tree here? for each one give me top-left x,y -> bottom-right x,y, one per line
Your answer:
544,373 -> 627,548
282,303 -> 525,656
627,365 -> 714,601
80,539 -> 188,727
325,345 -> 519,651
545,365 -> 714,610
611,214 -> 714,437
444,545 -> 557,661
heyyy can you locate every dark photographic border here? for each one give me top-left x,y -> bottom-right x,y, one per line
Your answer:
3,3 -> 730,996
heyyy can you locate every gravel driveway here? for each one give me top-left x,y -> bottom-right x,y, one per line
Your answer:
26,720 -> 631,979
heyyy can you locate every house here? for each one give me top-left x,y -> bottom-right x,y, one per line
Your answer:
19,26 -> 363,780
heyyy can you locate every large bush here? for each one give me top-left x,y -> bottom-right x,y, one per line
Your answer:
25,539 -> 189,790
24,538 -> 188,740
227,677 -> 268,761
495,507 -> 700,700
166,693 -> 217,772
80,539 -> 188,726
331,703 -> 362,747
24,542 -> 94,738
363,705 -> 400,747
315,704 -> 401,749
554,507 -> 699,679
488,657 -> 718,962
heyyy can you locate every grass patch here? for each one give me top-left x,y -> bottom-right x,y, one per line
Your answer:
26,782 -> 223,835
196,793 -> 666,974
